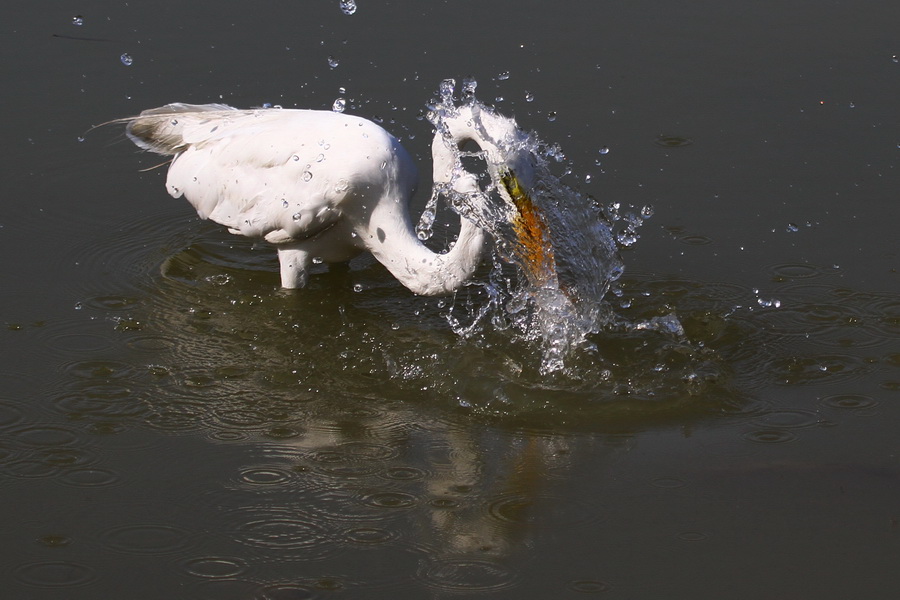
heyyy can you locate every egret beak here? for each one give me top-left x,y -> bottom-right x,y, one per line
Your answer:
499,168 -> 557,287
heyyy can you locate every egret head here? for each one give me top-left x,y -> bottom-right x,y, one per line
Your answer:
429,100 -> 560,289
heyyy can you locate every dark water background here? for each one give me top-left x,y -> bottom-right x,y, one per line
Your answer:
1,1 -> 899,598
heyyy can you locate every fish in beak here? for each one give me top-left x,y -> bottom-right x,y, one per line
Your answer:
499,167 -> 558,288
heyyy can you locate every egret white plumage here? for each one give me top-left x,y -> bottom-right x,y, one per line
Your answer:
121,101 -> 554,295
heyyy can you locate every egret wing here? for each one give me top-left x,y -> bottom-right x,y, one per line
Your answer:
156,108 -> 348,244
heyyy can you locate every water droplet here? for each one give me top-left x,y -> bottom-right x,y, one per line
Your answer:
339,0 -> 357,15
292,213 -> 302,221
547,111 -> 557,122
786,222 -> 799,232
332,98 -> 346,113
439,78 -> 456,103
72,15 -> 84,26
756,297 -> 781,308
311,257 -> 323,264
353,284 -> 363,292
315,153 -> 325,162
616,230 -> 639,247
640,204 -> 654,219
291,154 -> 300,161
327,56 -> 339,69
584,174 -> 592,183
120,53 -> 133,66
892,54 -> 899,63
524,91 -> 534,102
496,71 -> 510,81
73,302 -> 83,310
301,171 -> 313,182
76,136 -> 85,143
282,200 -> 289,208
598,146 -> 610,155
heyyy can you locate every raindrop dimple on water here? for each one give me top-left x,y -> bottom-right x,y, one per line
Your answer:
120,53 -> 133,66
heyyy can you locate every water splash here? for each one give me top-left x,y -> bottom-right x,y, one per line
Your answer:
422,79 -> 667,373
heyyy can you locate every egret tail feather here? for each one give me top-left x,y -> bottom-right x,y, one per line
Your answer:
125,103 -> 236,155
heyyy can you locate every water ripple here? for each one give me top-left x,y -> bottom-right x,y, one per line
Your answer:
361,490 -> 418,509
257,582 -> 318,599
416,557 -> 519,593
58,467 -> 122,487
820,394 -> 879,412
101,524 -> 193,555
770,353 -> 872,386
742,430 -> 798,444
11,425 -> 80,447
0,400 -> 25,428
225,506 -> 338,560
750,409 -> 822,429
343,526 -> 396,545
569,579 -> 612,593
236,466 -> 294,486
180,556 -> 249,579
486,493 -> 603,527
14,561 -> 97,588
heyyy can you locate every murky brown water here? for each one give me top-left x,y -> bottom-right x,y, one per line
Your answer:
2,1 -> 899,598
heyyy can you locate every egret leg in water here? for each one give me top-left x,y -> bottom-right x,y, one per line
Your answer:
116,78 -> 660,372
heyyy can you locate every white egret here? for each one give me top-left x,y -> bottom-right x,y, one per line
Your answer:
122,101 -> 554,295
